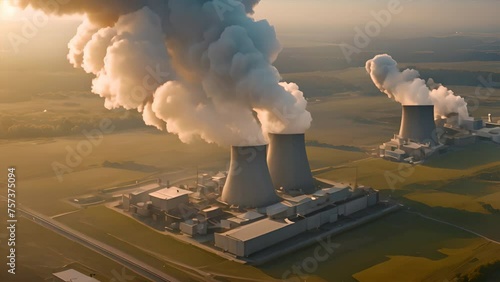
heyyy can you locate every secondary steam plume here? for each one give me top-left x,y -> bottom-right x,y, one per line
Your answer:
15,0 -> 311,146
366,54 -> 470,124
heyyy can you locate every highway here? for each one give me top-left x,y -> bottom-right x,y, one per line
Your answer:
18,205 -> 181,282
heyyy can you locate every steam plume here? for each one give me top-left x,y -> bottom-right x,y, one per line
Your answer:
15,0 -> 311,146
366,54 -> 470,124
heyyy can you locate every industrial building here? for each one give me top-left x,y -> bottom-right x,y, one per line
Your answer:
122,185 -> 193,219
379,105 -> 445,162
120,131 -> 384,260
52,269 -> 99,282
215,186 -> 379,257
215,218 -> 307,257
379,106 -> 500,163
149,187 -> 193,212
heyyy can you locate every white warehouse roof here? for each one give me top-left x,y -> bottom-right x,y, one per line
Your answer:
53,269 -> 99,282
222,218 -> 295,242
149,187 -> 192,200
313,186 -> 349,197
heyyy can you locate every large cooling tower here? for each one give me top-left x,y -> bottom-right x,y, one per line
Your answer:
399,105 -> 437,144
221,145 -> 280,208
267,133 -> 315,194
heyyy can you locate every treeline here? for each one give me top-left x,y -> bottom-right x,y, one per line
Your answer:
457,261 -> 500,282
0,112 -> 147,139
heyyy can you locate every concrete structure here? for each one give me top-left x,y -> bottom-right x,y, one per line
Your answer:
214,188 -> 380,257
462,118 -> 484,131
344,196 -> 368,216
221,211 -> 265,229
305,206 -> 339,230
180,218 -> 207,236
149,187 -> 193,212
215,218 -> 307,257
127,183 -> 161,206
312,186 -> 351,204
200,206 -> 224,219
53,269 -> 99,282
136,201 -> 151,217
267,134 -> 315,194
477,127 -> 500,143
221,146 -> 280,208
399,105 -> 438,144
442,127 -> 478,146
379,135 -> 441,162
262,186 -> 352,219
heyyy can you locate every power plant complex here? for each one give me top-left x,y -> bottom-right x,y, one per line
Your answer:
120,133 -> 390,262
379,105 -> 500,163
117,105 -> 499,261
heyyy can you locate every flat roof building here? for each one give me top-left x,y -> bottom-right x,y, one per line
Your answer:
53,269 -> 99,282
149,187 -> 193,212
215,218 -> 307,257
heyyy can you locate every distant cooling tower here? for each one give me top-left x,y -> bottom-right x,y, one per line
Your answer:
267,133 -> 315,194
399,105 -> 438,144
221,145 -> 280,208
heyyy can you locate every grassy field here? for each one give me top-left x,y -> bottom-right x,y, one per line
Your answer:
260,211 -> 500,282
0,130 -> 228,216
1,55 -> 499,281
0,205 -> 149,281
55,205 -> 276,281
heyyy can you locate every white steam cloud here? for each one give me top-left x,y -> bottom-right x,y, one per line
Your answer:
366,54 -> 471,124
15,0 -> 311,146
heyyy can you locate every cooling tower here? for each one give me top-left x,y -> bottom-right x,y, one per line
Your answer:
399,105 -> 438,144
267,133 -> 315,194
221,145 -> 280,208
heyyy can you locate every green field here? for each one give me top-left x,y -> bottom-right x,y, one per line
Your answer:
55,205 -> 276,282
1,54 -> 500,281
0,207 -> 149,281
260,211 -> 500,282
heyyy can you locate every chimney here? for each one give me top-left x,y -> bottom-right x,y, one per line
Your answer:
221,145 -> 280,208
267,133 -> 315,194
399,105 -> 438,145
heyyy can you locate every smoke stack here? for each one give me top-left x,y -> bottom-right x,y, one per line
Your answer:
399,105 -> 437,144
267,134 -> 315,194
221,145 -> 280,208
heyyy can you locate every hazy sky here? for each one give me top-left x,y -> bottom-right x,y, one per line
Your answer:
254,0 -> 500,37
0,0 -> 499,102
1,0 -> 499,53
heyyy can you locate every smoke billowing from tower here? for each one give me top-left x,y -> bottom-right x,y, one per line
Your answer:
365,54 -> 470,125
15,0 -> 312,146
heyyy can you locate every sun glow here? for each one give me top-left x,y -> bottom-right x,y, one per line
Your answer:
0,0 -> 17,20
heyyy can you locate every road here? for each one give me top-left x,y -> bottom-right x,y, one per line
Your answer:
18,205 -> 181,282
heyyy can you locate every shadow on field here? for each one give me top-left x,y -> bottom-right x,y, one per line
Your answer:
102,160 -> 159,172
398,197 -> 500,241
258,211 -> 477,282
424,142 -> 500,170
